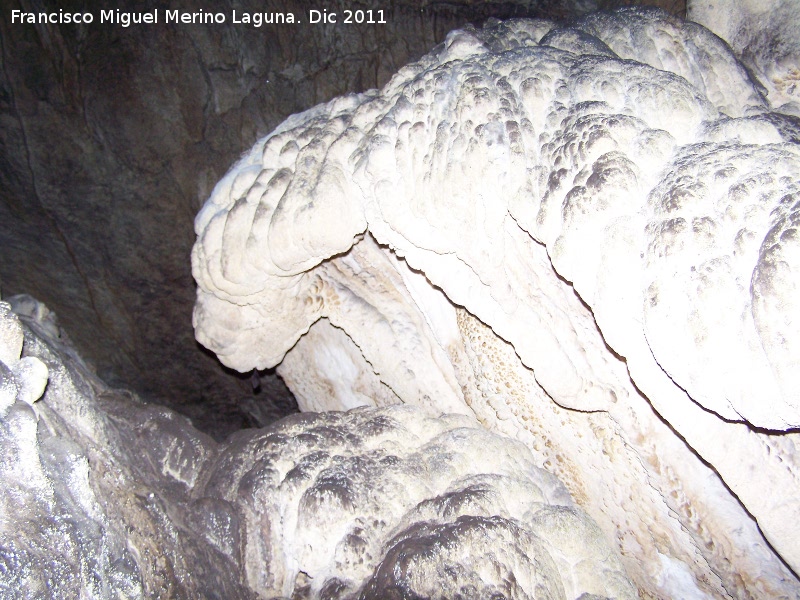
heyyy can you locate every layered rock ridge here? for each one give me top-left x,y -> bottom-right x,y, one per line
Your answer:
688,0 -> 800,116
193,8 -> 800,598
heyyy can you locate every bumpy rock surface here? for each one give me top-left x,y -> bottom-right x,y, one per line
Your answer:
193,8 -> 800,598
0,297 -> 630,599
205,406 -> 636,599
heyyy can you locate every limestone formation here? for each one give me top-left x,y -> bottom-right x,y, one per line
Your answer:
1,297 -> 630,599
193,8 -> 800,598
2,0 -> 678,439
204,406 -> 636,599
688,0 -> 800,116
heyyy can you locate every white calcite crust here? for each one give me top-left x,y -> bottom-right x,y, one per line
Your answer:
0,296 -> 631,599
0,302 -> 48,415
202,405 -> 636,599
193,7 -> 800,597
192,8 -> 798,429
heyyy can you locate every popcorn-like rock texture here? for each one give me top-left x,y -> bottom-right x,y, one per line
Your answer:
205,406 -> 636,600
193,7 -> 800,598
0,297 -> 631,599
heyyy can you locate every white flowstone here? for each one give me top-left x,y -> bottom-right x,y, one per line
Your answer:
2,296 -> 628,599
193,8 -> 800,597
203,405 -> 636,599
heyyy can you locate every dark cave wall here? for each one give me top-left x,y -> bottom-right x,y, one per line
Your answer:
0,0 -> 684,437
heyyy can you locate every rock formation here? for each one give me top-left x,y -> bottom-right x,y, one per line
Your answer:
193,8 -> 800,598
688,0 -> 800,116
2,0 -> 685,439
1,296 -> 633,599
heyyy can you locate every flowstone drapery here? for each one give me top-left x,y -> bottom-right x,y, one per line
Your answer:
193,8 -> 800,598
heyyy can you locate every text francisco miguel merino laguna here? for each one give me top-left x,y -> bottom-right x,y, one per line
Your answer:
10,8 -> 387,26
